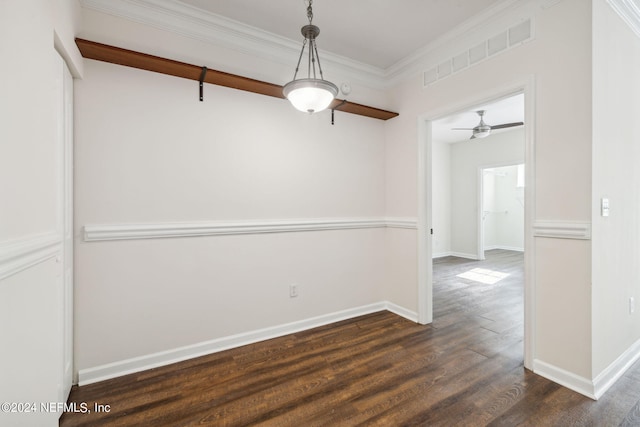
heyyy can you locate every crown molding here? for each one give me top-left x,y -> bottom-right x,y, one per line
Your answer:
606,0 -> 640,39
80,0 -> 548,89
79,0 -> 387,88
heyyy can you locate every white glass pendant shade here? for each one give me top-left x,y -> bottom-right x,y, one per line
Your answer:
283,78 -> 338,114
284,2 -> 337,114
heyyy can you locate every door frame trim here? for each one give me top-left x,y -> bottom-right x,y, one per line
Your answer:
417,76 -> 536,370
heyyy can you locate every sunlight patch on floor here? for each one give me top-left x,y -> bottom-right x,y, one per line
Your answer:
457,268 -> 510,285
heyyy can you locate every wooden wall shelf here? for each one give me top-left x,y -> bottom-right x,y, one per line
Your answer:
75,39 -> 399,121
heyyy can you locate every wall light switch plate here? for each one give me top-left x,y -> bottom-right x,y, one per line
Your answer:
601,198 -> 610,217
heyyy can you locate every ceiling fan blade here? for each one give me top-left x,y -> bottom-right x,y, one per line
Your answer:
451,128 -> 475,130
490,122 -> 524,130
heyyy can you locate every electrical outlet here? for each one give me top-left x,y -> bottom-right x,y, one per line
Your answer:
630,297 -> 635,314
289,284 -> 298,298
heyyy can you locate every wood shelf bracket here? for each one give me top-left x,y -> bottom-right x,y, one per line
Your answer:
331,99 -> 348,125
199,66 -> 207,102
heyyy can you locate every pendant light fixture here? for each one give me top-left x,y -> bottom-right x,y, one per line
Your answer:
283,0 -> 338,114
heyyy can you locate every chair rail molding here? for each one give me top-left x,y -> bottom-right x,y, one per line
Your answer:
532,221 -> 591,240
0,232 -> 62,280
83,217 -> 418,242
384,217 -> 419,229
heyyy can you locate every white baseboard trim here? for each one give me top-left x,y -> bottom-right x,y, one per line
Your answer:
533,359 -> 595,399
84,217 -> 418,242
449,251 -> 480,260
77,301 -> 417,386
385,301 -> 419,322
433,251 -> 453,259
593,337 -> 640,399
484,245 -> 525,252
434,248 -> 523,259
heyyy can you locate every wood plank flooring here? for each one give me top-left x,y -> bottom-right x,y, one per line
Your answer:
60,250 -> 640,426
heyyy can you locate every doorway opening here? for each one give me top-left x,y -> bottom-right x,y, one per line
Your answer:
417,85 -> 534,369
478,163 -> 525,260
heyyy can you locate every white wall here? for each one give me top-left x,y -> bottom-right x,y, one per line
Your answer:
6,0 -> 639,409
0,1 -> 81,425
432,140 -> 451,257
483,164 -> 525,252
72,4 -> 399,379
74,55 -> 388,376
384,0 -> 594,385
483,171 -> 499,249
450,130 -> 525,258
592,0 -> 640,380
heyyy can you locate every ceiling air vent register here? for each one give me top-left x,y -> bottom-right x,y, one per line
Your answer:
423,19 -> 533,87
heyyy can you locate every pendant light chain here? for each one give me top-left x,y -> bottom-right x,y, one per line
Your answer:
291,0 -> 316,81
306,0 -> 320,81
308,0 -> 316,80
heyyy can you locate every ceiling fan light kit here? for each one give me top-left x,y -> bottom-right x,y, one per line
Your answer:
472,127 -> 491,139
283,0 -> 338,114
452,110 -> 524,140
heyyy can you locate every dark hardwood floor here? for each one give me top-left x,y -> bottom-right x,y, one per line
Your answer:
60,250 -> 640,426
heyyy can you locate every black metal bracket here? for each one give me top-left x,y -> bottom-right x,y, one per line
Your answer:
331,99 -> 348,125
199,66 -> 207,101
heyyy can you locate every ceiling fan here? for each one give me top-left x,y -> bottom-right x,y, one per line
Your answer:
452,110 -> 524,139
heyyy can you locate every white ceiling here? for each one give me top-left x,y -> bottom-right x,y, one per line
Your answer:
179,0 -> 506,70
175,0 -> 524,139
